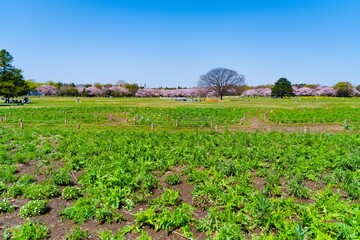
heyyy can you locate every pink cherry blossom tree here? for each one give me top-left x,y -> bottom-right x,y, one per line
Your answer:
36,85 -> 58,96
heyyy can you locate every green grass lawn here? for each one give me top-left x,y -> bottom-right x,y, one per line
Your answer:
3,96 -> 359,109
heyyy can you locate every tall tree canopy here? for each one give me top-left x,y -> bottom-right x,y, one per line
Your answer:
271,78 -> 294,98
333,82 -> 353,97
0,49 -> 29,101
199,67 -> 245,100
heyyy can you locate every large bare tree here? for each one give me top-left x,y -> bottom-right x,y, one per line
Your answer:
199,67 -> 245,100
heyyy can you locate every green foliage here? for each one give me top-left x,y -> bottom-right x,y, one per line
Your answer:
65,227 -> 90,240
334,82 -> 353,97
137,231 -> 152,240
156,203 -> 194,231
61,198 -> 97,223
24,182 -> 60,199
213,223 -> 245,240
0,181 -> 7,195
0,99 -> 360,238
0,49 -> 29,98
0,198 -> 15,213
52,168 -> 72,185
0,165 -> 18,182
62,186 -> 81,200
271,77 -> 294,98
153,189 -> 180,207
288,177 -> 311,199
164,174 -> 181,185
7,221 -> 49,240
5,184 -> 23,198
135,203 -> 194,232
19,200 -> 48,218
95,207 -> 124,224
17,174 -> 36,185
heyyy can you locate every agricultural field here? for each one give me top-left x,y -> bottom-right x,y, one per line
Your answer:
0,96 -> 359,239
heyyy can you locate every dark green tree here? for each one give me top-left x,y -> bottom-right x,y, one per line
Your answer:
124,83 -> 139,96
0,49 -> 29,102
333,82 -> 353,97
271,78 -> 294,98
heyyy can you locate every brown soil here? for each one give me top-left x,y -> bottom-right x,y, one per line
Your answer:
227,116 -> 345,133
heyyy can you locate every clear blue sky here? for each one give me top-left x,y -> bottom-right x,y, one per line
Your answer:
1,0 -> 359,87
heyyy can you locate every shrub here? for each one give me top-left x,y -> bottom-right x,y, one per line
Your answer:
0,198 -> 15,213
7,221 -> 49,240
62,186 -> 81,200
19,200 -> 48,218
65,227 -> 90,240
165,174 -> 181,185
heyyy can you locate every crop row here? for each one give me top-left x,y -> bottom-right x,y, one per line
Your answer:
0,106 -> 250,127
267,107 -> 360,129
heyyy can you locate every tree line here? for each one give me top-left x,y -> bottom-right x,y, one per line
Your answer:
1,49 -> 359,102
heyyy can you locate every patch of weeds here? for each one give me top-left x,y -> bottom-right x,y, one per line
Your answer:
19,200 -> 48,218
5,184 -> 23,198
0,181 -> 7,195
155,203 -> 194,231
24,182 -> 60,199
95,207 -> 124,224
137,230 -> 152,240
0,198 -> 15,213
52,168 -> 72,185
61,198 -> 97,223
153,189 -> 180,207
17,174 -> 36,185
216,159 -> 237,177
7,220 -> 49,240
0,165 -> 18,182
288,177 -> 311,199
97,230 -> 118,240
124,198 -> 135,211
213,223 -> 245,240
65,227 -> 90,240
165,174 -> 181,185
62,186 -> 81,200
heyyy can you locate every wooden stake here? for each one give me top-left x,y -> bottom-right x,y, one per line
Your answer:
175,120 -> 179,127
151,123 -> 154,131
215,125 -> 218,132
77,124 -> 80,130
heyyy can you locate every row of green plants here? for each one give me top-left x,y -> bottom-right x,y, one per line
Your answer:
267,107 -> 360,129
1,125 -> 359,238
0,106 -> 250,127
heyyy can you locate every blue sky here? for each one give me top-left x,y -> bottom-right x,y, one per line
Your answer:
1,0 -> 359,87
